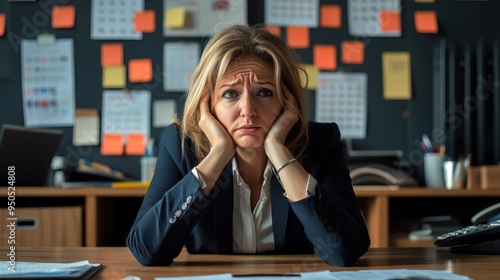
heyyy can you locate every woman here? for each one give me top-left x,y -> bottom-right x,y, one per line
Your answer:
127,24 -> 370,267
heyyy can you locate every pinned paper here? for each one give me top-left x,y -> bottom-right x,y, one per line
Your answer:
101,134 -> 124,155
103,65 -> 126,88
380,10 -> 400,32
164,7 -> 186,28
414,11 -> 438,33
341,41 -> 365,64
0,13 -> 6,37
286,27 -> 309,49
73,109 -> 100,146
101,43 -> 123,66
320,5 -> 341,28
125,133 -> 146,155
382,52 -> 412,100
135,10 -> 155,33
300,64 -> 318,90
153,99 -> 177,127
129,59 -> 152,83
266,25 -> 281,37
314,45 -> 337,71
52,5 -> 75,29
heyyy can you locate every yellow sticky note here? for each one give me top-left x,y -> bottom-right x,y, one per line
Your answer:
103,65 -> 126,88
52,5 -> 75,29
341,41 -> 365,64
382,52 -> 412,100
300,64 -> 318,90
314,45 -> 337,71
414,11 -> 438,33
320,5 -> 341,28
0,14 -> 6,37
414,0 -> 435,3
101,43 -> 123,66
101,134 -> 124,156
129,59 -> 152,83
125,134 -> 146,155
164,7 -> 186,28
135,10 -> 155,33
286,27 -> 309,49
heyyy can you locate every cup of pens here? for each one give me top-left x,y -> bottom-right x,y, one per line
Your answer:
421,134 -> 446,188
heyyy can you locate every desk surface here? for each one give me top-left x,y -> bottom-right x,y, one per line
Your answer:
11,247 -> 500,280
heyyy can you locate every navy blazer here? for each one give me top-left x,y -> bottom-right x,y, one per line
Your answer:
127,121 -> 370,266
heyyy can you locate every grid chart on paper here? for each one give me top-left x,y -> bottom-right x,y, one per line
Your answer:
348,0 -> 401,37
91,0 -> 143,40
316,73 -> 367,139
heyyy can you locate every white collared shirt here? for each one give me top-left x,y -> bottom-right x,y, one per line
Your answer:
192,158 -> 317,254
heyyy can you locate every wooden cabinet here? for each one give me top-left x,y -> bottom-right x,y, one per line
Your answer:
3,187 -> 500,247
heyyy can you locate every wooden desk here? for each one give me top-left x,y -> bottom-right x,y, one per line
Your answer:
4,187 -> 500,248
13,247 -> 500,280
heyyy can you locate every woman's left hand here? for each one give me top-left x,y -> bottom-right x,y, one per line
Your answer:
265,86 -> 299,146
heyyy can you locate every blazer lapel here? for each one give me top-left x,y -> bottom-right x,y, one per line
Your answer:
271,176 -> 289,249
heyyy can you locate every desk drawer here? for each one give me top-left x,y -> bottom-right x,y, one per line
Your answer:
0,206 -> 82,247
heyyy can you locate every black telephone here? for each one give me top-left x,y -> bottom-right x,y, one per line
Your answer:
434,202 -> 500,254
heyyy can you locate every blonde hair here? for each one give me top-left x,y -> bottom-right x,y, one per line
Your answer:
175,24 -> 309,164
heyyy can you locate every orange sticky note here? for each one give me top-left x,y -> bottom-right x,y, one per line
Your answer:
125,134 -> 146,155
414,11 -> 438,33
320,5 -> 341,28
314,45 -> 336,71
101,134 -> 124,156
380,10 -> 400,32
286,27 -> 309,49
101,44 -> 123,66
266,25 -> 280,37
0,14 -> 5,37
342,41 -> 365,64
52,5 -> 75,29
135,10 -> 155,33
129,59 -> 152,83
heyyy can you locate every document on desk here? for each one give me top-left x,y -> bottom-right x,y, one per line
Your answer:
0,260 -> 102,279
155,269 -> 470,279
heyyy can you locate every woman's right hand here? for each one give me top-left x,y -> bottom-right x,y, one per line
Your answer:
198,94 -> 235,157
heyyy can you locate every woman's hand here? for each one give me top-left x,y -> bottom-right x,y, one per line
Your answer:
198,94 -> 235,156
265,87 -> 299,146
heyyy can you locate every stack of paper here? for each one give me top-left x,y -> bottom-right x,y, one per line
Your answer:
0,260 -> 101,279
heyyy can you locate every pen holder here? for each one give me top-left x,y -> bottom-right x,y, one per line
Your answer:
424,153 -> 445,188
140,157 -> 157,183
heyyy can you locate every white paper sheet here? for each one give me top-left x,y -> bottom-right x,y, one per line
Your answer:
153,99 -> 177,127
265,0 -> 319,27
101,90 -> 150,144
315,72 -> 367,139
163,0 -> 247,37
348,0 -> 401,37
21,38 -> 75,127
164,42 -> 200,92
91,0 -> 144,40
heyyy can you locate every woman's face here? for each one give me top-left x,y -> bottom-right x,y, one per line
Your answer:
212,57 -> 282,149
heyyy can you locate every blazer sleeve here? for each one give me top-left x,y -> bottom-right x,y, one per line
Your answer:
288,122 -> 370,266
126,125 -> 216,266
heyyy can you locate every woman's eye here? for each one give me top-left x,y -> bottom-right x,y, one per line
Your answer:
222,90 -> 237,99
258,89 -> 273,97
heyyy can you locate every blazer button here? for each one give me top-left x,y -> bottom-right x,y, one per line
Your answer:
175,209 -> 182,217
181,202 -> 188,210
186,196 -> 192,204
169,216 -> 177,224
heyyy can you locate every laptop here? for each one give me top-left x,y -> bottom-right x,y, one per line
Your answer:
0,124 -> 63,186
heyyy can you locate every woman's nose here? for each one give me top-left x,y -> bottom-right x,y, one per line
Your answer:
239,94 -> 257,119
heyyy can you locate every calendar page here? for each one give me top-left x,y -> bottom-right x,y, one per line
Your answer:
348,0 -> 401,37
91,0 -> 144,40
315,72 -> 367,139
265,0 -> 319,27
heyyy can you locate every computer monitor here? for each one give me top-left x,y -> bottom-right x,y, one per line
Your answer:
0,124 -> 63,186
